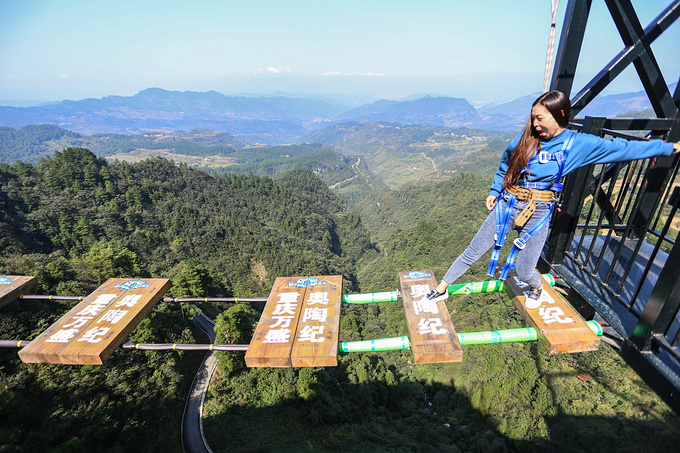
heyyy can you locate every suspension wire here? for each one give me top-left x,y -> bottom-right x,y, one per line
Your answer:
543,0 -> 561,93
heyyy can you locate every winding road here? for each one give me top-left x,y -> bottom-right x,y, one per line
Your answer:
181,312 -> 218,453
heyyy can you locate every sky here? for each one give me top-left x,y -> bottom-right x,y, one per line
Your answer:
0,0 -> 678,106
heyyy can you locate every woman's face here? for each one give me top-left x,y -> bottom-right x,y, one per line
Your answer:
531,104 -> 564,140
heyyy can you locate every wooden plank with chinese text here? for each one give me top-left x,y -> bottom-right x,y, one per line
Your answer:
245,277 -> 307,367
503,270 -> 599,354
290,275 -> 342,367
0,275 -> 37,309
18,278 -> 171,365
399,270 -> 463,364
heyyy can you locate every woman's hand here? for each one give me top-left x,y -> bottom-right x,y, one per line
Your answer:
486,195 -> 497,211
673,142 -> 680,154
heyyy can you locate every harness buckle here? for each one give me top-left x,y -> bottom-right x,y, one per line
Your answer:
538,151 -> 551,164
513,237 -> 527,249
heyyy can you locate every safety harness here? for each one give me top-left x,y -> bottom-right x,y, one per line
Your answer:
487,131 -> 575,281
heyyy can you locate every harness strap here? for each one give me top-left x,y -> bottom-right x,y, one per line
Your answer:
517,181 -> 563,191
498,205 -> 554,281
487,193 -> 515,277
552,132 -> 575,187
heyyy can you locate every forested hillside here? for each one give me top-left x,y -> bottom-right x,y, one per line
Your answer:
0,147 -> 369,295
0,126 -> 373,199
0,125 -> 247,165
0,125 -> 82,164
0,147 -> 373,452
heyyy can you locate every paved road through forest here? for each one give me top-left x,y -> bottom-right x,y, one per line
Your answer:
181,312 -> 217,453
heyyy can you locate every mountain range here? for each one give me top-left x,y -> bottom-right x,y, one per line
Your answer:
0,87 -> 665,144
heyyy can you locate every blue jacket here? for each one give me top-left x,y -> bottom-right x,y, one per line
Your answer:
490,129 -> 675,197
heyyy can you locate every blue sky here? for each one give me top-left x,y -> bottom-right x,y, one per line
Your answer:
1,0 -> 678,105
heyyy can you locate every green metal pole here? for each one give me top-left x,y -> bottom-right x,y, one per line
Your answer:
457,327 -> 538,345
338,320 -> 603,352
447,274 -> 555,295
339,336 -> 411,352
343,290 -> 400,304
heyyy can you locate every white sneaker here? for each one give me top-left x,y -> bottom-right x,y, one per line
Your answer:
524,287 -> 543,309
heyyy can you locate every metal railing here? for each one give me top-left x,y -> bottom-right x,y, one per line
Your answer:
543,116 -> 680,412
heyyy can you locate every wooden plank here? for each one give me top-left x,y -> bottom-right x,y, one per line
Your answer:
18,278 -> 171,365
0,275 -> 38,309
503,270 -> 600,354
290,275 -> 342,367
399,270 -> 463,364
245,277 -> 306,367
19,282 -> 125,364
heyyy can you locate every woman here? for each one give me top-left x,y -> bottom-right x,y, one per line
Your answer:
426,90 -> 680,309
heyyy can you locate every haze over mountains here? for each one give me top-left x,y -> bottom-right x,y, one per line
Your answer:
0,86 -> 664,144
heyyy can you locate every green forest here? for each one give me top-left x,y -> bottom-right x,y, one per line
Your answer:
0,128 -> 679,452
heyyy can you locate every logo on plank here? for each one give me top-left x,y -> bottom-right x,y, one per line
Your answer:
288,277 -> 327,288
114,280 -> 151,290
0,276 -> 14,285
404,271 -> 431,279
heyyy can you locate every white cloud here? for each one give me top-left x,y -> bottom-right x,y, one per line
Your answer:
59,74 -> 71,78
252,66 -> 290,75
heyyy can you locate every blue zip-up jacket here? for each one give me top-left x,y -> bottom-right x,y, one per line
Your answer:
490,129 -> 675,197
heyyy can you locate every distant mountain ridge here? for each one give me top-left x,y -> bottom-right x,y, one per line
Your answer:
337,96 -> 482,126
0,87 -> 669,143
0,88 -> 347,143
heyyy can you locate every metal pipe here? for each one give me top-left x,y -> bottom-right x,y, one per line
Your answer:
339,336 -> 410,352
19,295 -> 83,301
343,291 -> 399,304
447,274 -> 555,295
0,340 -> 31,348
121,343 -> 249,351
162,297 -> 268,303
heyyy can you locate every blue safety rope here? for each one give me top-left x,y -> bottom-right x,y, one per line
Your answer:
489,132 -> 574,280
